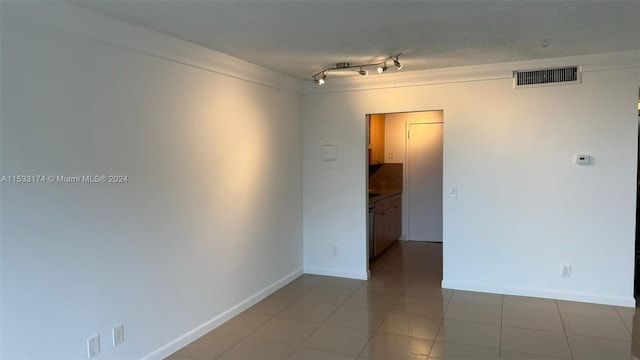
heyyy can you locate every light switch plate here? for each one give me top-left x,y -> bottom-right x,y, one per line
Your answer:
87,335 -> 100,358
448,186 -> 458,198
113,324 -> 124,346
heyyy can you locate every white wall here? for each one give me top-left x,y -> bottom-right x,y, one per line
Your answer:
1,3 -> 302,359
302,52 -> 639,306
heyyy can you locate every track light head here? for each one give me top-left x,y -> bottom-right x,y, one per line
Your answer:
314,74 -> 325,85
359,67 -> 368,76
393,58 -> 403,70
377,63 -> 388,74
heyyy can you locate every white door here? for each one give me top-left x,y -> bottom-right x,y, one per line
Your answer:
408,122 -> 443,242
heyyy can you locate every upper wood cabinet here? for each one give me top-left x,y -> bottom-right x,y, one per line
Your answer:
369,114 -> 385,165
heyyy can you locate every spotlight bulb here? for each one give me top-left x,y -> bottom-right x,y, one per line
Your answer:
377,64 -> 388,74
318,77 -> 325,85
393,59 -> 403,70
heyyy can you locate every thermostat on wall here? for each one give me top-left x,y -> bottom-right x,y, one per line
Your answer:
574,154 -> 591,165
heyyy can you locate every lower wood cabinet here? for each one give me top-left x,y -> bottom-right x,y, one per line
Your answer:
373,193 -> 402,257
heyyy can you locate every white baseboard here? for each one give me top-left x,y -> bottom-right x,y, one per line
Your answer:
141,267 -> 304,360
442,280 -> 636,307
304,266 -> 368,280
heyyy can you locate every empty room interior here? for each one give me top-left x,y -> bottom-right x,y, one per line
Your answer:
1,1 -> 640,359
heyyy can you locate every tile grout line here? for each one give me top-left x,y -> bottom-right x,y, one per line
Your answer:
499,294 -> 504,358
556,299 -> 575,360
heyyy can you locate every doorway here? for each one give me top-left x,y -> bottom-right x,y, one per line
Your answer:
366,110 -> 444,263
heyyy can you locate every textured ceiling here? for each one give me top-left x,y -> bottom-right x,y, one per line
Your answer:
69,0 -> 640,80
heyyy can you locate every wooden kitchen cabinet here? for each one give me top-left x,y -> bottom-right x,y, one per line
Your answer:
369,114 -> 385,165
389,194 -> 402,241
373,193 -> 402,257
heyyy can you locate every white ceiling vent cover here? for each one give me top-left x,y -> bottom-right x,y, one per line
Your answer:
513,66 -> 581,89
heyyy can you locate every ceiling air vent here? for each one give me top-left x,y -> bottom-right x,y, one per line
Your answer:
513,66 -> 581,89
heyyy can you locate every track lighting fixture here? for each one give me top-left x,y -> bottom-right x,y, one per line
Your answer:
311,53 -> 403,85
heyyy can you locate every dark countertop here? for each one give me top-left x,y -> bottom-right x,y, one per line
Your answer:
368,189 -> 402,205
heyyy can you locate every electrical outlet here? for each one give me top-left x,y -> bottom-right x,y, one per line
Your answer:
332,245 -> 339,257
113,324 -> 124,346
87,335 -> 100,358
561,264 -> 572,278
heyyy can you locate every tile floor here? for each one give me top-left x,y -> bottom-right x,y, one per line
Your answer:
166,241 -> 640,360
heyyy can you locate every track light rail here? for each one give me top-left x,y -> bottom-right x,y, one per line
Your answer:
311,53 -> 403,85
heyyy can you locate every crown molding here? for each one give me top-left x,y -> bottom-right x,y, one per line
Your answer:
7,1 -> 304,94
302,50 -> 640,94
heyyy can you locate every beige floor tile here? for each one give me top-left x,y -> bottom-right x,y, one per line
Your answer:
377,312 -> 442,340
318,277 -> 365,291
392,296 -> 448,318
500,326 -> 571,359
562,312 -> 631,341
326,306 -> 388,331
289,347 -> 356,360
445,301 -> 502,325
343,288 -> 401,311
173,331 -> 244,360
168,243 -> 640,360
405,285 -> 452,301
626,313 -> 640,344
557,300 -> 620,319
217,337 -> 297,359
302,286 -> 356,305
377,312 -> 413,337
502,307 -> 564,333
363,276 -> 407,295
358,332 -> 432,359
250,317 -> 319,346
632,341 -> 640,358
499,350 -> 566,359
450,290 -> 503,306
502,295 -> 559,313
436,319 -> 501,349
303,324 -> 372,356
273,281 -> 315,299
614,306 -> 636,319
408,316 -> 443,341
428,340 -> 499,359
614,306 -> 636,333
216,313 -> 272,336
277,299 -> 339,323
293,274 -> 332,286
246,296 -> 295,316
164,355 -> 197,360
568,334 -> 634,359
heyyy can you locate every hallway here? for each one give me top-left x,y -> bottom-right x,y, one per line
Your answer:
167,242 -> 640,359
